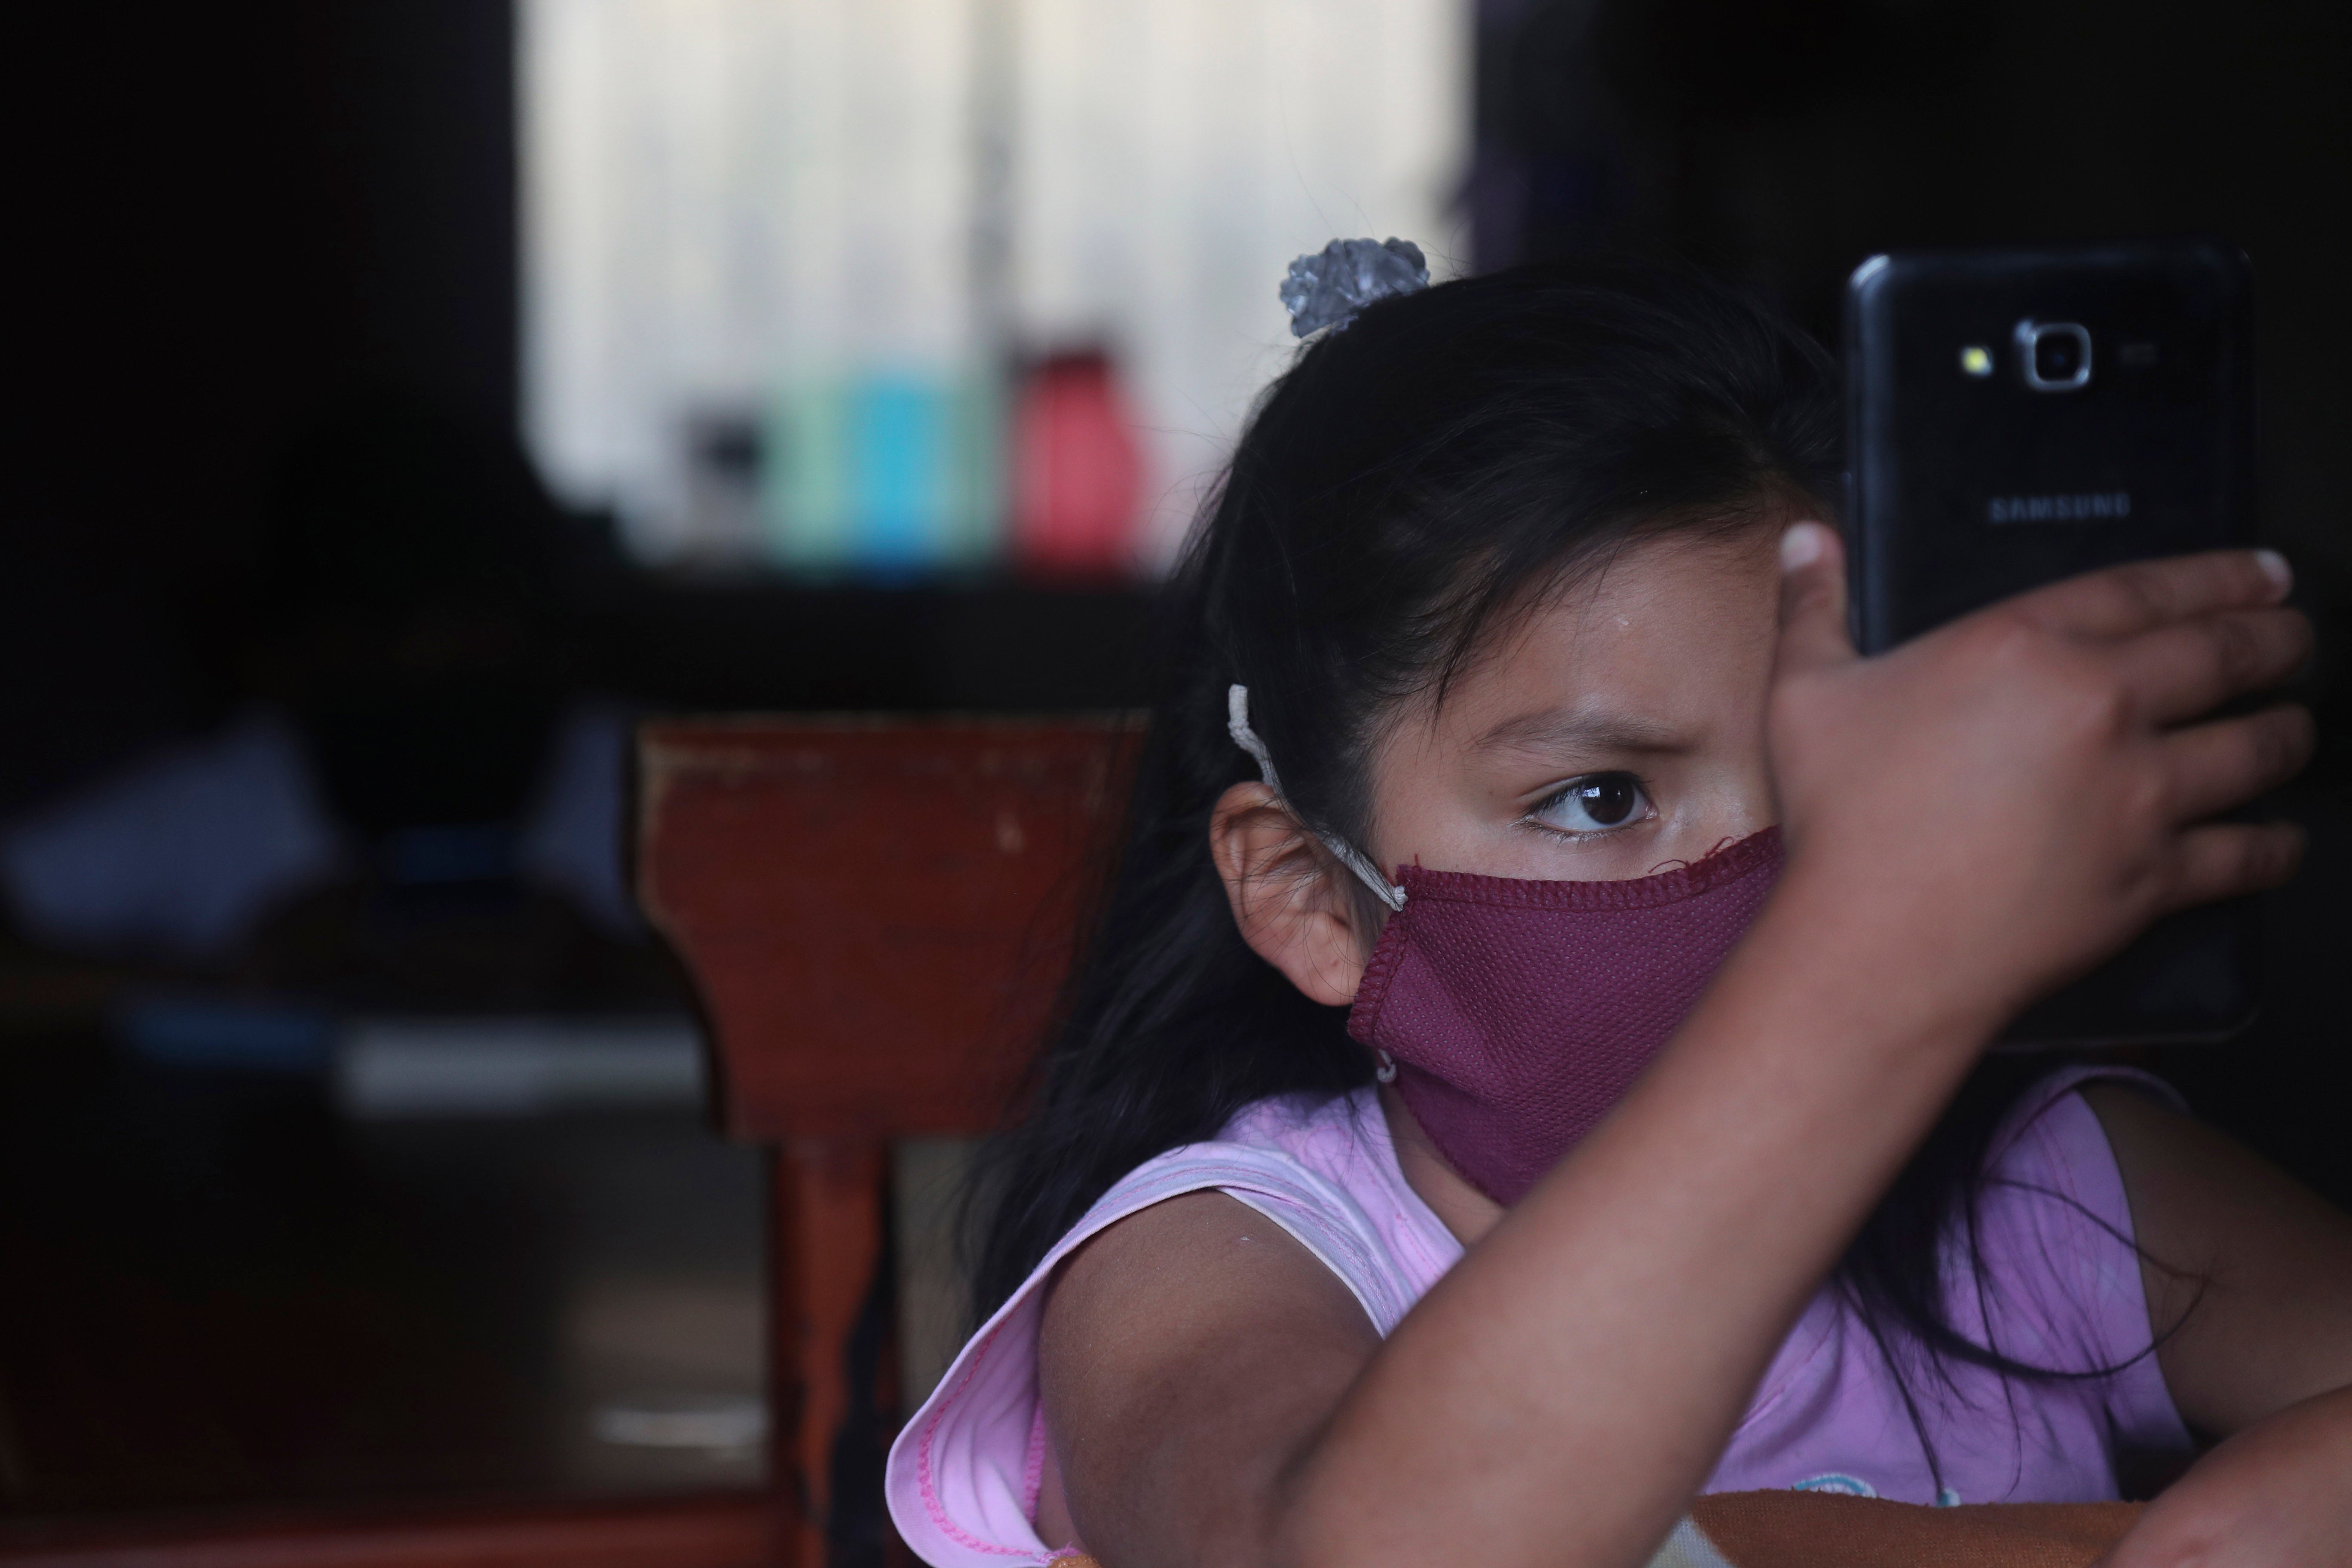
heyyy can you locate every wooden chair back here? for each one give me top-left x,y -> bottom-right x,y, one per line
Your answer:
634,717 -> 1138,1568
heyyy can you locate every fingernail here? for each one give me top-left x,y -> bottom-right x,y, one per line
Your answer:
2254,549 -> 2293,595
1779,522 -> 1827,573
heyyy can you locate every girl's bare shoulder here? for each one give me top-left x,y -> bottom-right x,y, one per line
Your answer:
1041,1188 -> 1377,1388
1035,1189 -> 1381,1565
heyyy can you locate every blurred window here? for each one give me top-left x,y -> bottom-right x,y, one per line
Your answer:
521,0 -> 1470,575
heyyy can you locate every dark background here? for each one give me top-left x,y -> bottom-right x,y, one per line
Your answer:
3,0 -> 2348,1528
10,0 -> 2350,804
3,2 -> 1148,825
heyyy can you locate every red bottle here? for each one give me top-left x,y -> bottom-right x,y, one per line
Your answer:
1010,351 -> 1144,579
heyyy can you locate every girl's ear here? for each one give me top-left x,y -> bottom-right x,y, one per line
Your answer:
1209,782 -> 1375,1007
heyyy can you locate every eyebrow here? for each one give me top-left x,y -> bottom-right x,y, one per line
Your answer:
1468,707 -> 1689,759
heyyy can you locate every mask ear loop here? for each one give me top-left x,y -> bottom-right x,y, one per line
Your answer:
1226,685 -> 1406,913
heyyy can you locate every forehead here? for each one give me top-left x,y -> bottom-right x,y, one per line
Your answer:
1422,524 -> 1781,735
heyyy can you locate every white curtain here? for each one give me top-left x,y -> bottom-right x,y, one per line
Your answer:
522,0 -> 1470,569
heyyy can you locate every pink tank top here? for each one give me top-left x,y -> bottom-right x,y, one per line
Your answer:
886,1067 -> 2190,1566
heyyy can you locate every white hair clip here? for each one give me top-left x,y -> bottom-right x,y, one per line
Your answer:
1227,684 -> 1406,911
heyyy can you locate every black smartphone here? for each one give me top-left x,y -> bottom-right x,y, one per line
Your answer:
1843,241 -> 2258,1046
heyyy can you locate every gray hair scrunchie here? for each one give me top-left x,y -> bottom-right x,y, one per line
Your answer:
1278,237 -> 1430,337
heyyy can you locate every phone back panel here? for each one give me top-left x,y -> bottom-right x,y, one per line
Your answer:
1844,243 -> 2257,1045
1847,243 -> 2254,649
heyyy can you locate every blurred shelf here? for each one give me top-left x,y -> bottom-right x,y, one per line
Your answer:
576,579 -> 1157,716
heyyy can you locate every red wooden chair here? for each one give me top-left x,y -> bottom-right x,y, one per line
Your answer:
634,716 -> 1137,1568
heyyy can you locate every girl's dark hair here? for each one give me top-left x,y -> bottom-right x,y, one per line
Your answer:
968,255 -> 2085,1426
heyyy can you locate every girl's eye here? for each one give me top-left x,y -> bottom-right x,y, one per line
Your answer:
1530,773 -> 1652,835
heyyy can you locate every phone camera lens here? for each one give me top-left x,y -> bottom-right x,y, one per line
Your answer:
2036,331 -> 2082,380
2018,321 -> 2093,392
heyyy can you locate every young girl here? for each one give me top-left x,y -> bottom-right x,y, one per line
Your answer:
885,257 -> 2352,1567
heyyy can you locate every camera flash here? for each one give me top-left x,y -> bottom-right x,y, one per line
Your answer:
1959,345 -> 1994,377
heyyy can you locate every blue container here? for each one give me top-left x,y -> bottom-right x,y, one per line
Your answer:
763,368 -> 1003,576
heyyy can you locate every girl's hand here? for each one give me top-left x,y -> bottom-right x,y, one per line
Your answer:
2100,1384 -> 2352,1568
1768,524 -> 2312,1035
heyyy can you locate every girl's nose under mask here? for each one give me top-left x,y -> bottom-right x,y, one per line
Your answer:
1347,829 -> 1782,1205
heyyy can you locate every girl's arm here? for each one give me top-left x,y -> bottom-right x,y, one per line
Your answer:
1040,534 -> 2311,1568
2083,1086 -> 2352,1567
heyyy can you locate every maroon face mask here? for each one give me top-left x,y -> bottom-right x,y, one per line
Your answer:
1346,829 -> 1782,1206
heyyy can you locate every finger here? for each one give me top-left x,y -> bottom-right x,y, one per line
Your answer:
2157,820 -> 2306,916
2115,606 -> 2314,726
2156,704 -> 2316,824
1773,522 -> 1854,679
2012,549 -> 2293,640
